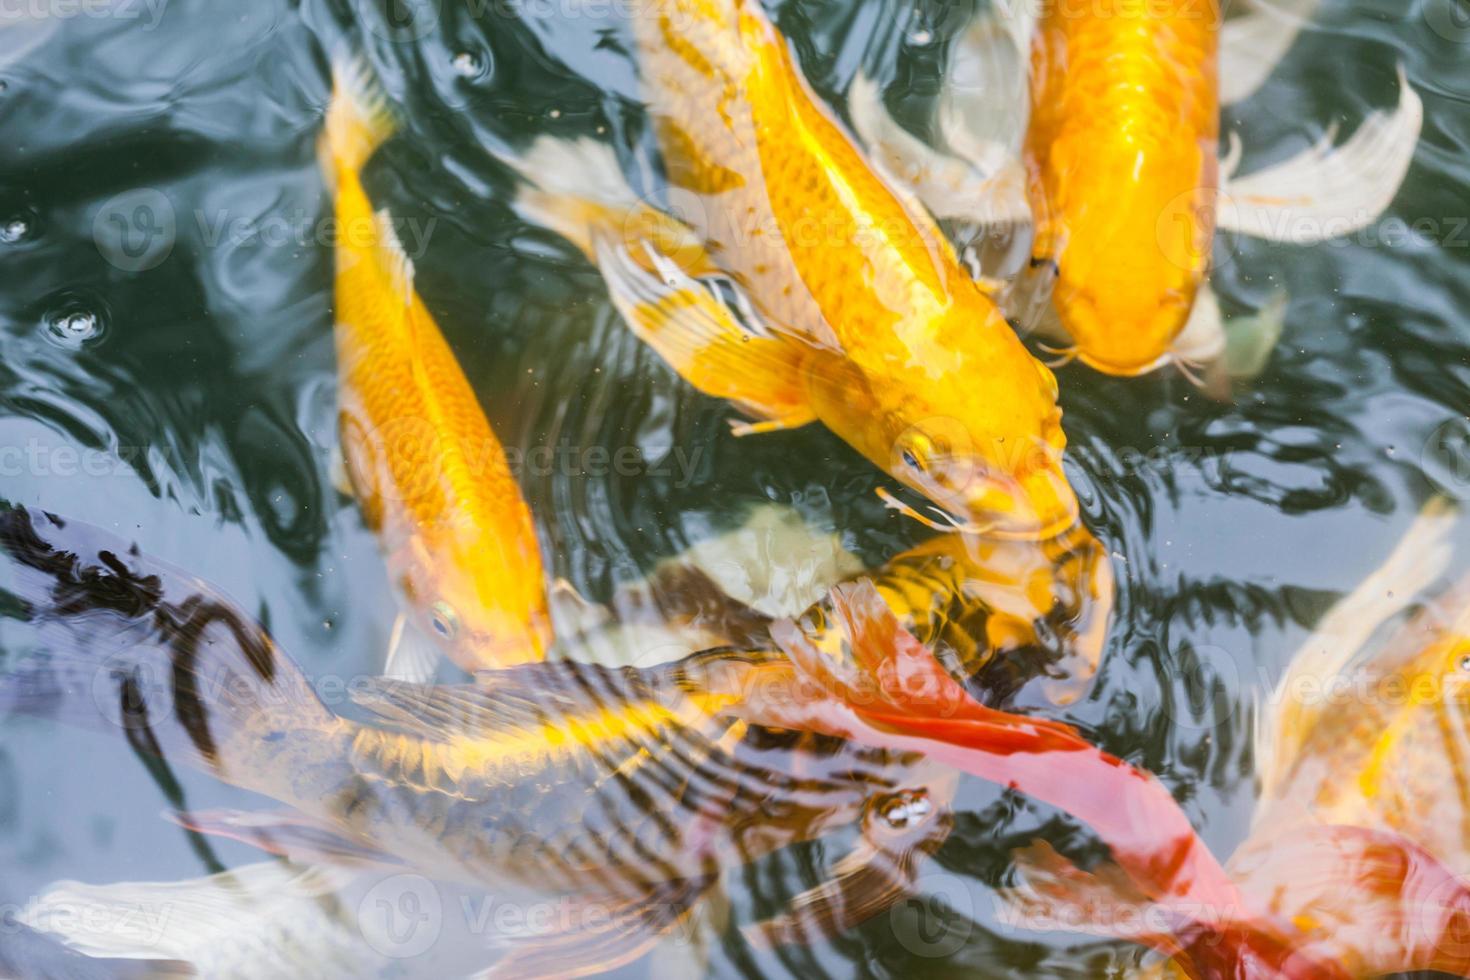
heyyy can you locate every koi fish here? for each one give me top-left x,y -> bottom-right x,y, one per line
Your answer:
0,506 -> 952,976
610,504 -> 1112,702
851,0 -> 1422,382
502,0 -> 1078,538
743,581 -> 1350,979
987,499 -> 1470,977
320,57 -> 551,674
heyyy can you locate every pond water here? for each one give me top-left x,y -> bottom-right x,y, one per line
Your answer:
1,0 -> 1468,976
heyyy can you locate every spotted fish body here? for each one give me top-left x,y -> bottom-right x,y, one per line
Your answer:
1025,0 -> 1220,375
322,61 -> 551,671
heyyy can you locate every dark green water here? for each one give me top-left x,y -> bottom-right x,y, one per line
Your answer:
0,0 -> 1468,976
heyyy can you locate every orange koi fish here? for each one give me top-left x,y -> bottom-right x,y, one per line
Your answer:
505,0 -> 1078,538
321,58 -> 551,672
852,0 -> 1421,381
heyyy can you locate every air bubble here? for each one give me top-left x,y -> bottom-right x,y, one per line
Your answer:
43,301 -> 107,349
451,51 -> 482,77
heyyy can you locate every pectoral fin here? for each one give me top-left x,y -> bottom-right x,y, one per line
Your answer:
1222,289 -> 1289,381
383,611 -> 442,684
168,808 -> 401,869
594,235 -> 816,432
1219,0 -> 1323,106
1218,65 -> 1422,242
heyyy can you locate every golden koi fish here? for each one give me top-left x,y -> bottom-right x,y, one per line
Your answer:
0,506 -> 952,977
851,0 -> 1421,381
321,58 -> 551,672
505,0 -> 1078,538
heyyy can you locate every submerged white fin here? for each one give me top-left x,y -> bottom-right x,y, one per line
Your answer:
21,862 -> 372,976
383,611 -> 442,683
848,70 -> 1029,270
1172,282 -> 1228,367
1254,496 -> 1458,805
1219,0 -> 1323,106
1223,289 -> 1289,381
937,0 -> 1036,157
1218,65 -> 1423,242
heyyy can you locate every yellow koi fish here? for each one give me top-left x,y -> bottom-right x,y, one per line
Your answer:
851,0 -> 1421,382
321,59 -> 551,672
505,0 -> 1077,538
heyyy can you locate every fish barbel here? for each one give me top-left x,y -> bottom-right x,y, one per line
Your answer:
321,58 -> 551,672
507,0 -> 1078,538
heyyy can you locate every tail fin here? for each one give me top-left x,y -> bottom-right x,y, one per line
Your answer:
0,506 -> 333,784
320,52 -> 398,185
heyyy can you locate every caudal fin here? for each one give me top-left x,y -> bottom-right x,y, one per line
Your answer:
0,506 -> 333,783
320,51 -> 398,184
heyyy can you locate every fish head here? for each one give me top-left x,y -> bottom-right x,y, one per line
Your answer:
811,346 -> 1077,539
400,534 -> 553,672
1047,166 -> 1216,376
1056,276 -> 1199,377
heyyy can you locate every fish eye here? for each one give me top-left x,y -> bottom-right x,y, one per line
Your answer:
1457,653 -> 1470,674
901,448 -> 922,471
430,602 -> 459,640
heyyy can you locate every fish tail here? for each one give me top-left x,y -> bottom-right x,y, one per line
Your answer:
320,50 -> 398,186
0,506 -> 333,781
